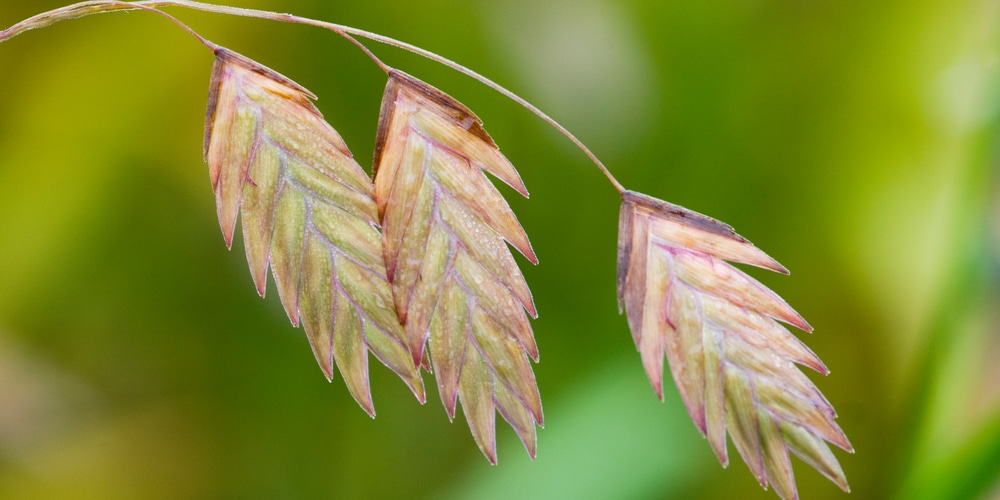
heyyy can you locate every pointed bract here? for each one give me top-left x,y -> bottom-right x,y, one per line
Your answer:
373,70 -> 541,461
616,190 -> 849,498
204,48 -> 425,413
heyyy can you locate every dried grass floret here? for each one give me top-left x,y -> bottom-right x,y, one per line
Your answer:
617,191 -> 850,499
372,70 -> 542,462
205,48 -> 425,415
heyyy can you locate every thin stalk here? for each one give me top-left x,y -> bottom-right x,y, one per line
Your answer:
116,2 -> 217,49
0,0 -> 626,193
338,32 -> 391,74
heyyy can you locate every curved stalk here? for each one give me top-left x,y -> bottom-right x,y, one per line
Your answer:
118,1 -> 217,49
0,0 -> 626,194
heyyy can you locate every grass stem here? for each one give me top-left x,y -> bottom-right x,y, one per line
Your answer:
0,0 -> 627,194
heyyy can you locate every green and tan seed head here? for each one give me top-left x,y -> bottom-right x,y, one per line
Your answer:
617,191 -> 850,499
204,48 -> 425,416
372,70 -> 541,463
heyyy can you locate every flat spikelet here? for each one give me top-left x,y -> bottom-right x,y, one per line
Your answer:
617,191 -> 851,499
373,70 -> 541,463
204,48 -> 424,415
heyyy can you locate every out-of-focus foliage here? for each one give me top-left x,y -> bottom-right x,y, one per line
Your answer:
0,0 -> 997,499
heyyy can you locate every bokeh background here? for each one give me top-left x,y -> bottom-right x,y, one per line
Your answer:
1,0 -> 998,498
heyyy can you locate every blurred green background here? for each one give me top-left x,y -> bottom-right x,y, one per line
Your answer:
1,0 -> 998,498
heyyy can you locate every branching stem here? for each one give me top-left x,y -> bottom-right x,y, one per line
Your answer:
0,0 -> 626,194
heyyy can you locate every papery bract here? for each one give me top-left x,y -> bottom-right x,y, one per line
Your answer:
205,48 -> 424,415
373,70 -> 541,462
617,190 -> 850,499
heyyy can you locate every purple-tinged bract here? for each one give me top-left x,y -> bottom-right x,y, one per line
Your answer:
617,190 -> 850,500
373,70 -> 541,463
204,48 -> 425,415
